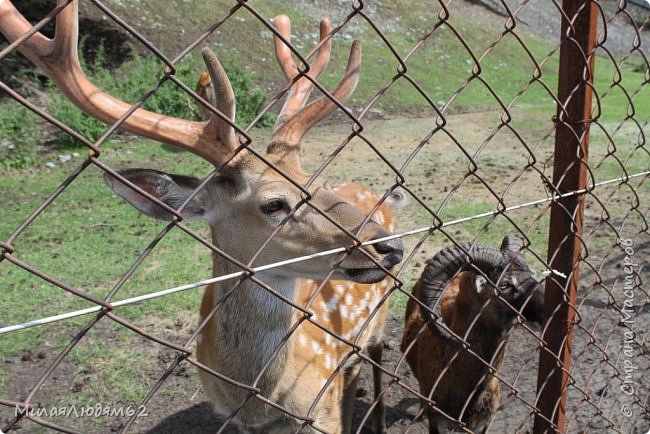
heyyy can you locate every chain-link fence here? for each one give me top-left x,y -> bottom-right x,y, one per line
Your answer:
0,0 -> 648,433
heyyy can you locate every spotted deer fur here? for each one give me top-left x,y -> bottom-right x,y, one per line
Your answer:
198,183 -> 399,432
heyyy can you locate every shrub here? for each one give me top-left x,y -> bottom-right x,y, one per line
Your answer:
49,93 -> 107,148
223,61 -> 275,128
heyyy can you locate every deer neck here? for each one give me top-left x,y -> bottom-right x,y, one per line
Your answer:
206,251 -> 299,389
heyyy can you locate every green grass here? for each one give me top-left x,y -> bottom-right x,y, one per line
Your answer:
0,140 -> 213,424
69,333 -> 152,405
0,139 -> 213,356
0,100 -> 40,169
65,0 -> 650,120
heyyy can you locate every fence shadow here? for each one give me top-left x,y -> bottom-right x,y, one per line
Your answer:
144,397 -> 423,433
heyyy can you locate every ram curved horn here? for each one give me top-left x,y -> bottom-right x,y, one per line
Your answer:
417,243 -> 504,346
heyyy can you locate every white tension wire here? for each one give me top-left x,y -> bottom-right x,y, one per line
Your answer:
1,171 -> 647,335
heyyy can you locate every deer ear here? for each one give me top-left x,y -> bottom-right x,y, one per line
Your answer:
104,169 -> 210,221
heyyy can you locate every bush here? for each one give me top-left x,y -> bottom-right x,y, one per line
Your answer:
49,94 -> 107,148
49,47 -> 273,148
0,102 -> 40,169
223,61 -> 275,128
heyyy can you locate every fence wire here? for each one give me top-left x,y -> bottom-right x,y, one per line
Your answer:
0,1 -> 648,433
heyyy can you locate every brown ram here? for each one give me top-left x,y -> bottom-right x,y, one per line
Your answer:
401,236 -> 545,433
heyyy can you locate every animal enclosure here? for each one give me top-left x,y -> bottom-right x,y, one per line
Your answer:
0,0 -> 648,433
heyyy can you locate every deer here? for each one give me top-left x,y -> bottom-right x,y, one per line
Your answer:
0,1 -> 404,432
401,236 -> 545,433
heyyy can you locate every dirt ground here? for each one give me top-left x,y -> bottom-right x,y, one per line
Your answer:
1,114 -> 648,433
4,277 -> 649,434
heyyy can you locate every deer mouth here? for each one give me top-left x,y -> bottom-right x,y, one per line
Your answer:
337,267 -> 391,284
335,245 -> 402,283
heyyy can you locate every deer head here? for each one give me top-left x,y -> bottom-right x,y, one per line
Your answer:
0,1 -> 403,283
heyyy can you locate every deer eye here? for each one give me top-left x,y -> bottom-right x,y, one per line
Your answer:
261,199 -> 286,215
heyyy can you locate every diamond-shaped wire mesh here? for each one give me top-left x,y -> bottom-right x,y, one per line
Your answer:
0,1 -> 648,433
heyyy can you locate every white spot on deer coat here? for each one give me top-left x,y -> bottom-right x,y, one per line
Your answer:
319,311 -> 330,323
334,284 -> 346,295
325,296 -> 339,313
356,192 -> 370,201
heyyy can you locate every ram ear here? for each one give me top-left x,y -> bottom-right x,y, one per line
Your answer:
104,169 -> 211,221
472,274 -> 488,294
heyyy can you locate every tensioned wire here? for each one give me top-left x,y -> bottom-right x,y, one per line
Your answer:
1,171 -> 646,335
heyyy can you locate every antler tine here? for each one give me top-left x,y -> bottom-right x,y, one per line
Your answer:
271,40 -> 361,147
273,15 -> 297,80
0,0 -> 240,167
202,48 -> 237,149
0,0 -> 64,72
273,15 -> 332,132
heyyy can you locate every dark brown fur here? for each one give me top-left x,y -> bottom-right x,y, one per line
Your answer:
401,253 -> 544,433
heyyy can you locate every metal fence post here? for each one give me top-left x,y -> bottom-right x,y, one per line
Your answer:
534,1 -> 599,433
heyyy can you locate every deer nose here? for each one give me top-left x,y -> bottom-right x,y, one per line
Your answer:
372,236 -> 404,268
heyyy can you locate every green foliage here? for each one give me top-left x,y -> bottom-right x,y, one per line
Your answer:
0,101 -> 40,169
49,94 -> 107,148
48,46 -> 273,148
224,62 -> 276,128
48,40 -> 113,148
110,51 -> 199,120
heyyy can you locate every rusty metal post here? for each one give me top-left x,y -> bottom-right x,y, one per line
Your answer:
533,2 -> 599,433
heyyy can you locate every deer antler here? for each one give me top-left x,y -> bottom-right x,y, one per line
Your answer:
270,15 -> 362,149
272,15 -> 332,131
0,0 -> 240,167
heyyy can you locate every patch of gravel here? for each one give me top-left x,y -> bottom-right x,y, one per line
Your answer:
473,0 -> 649,57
